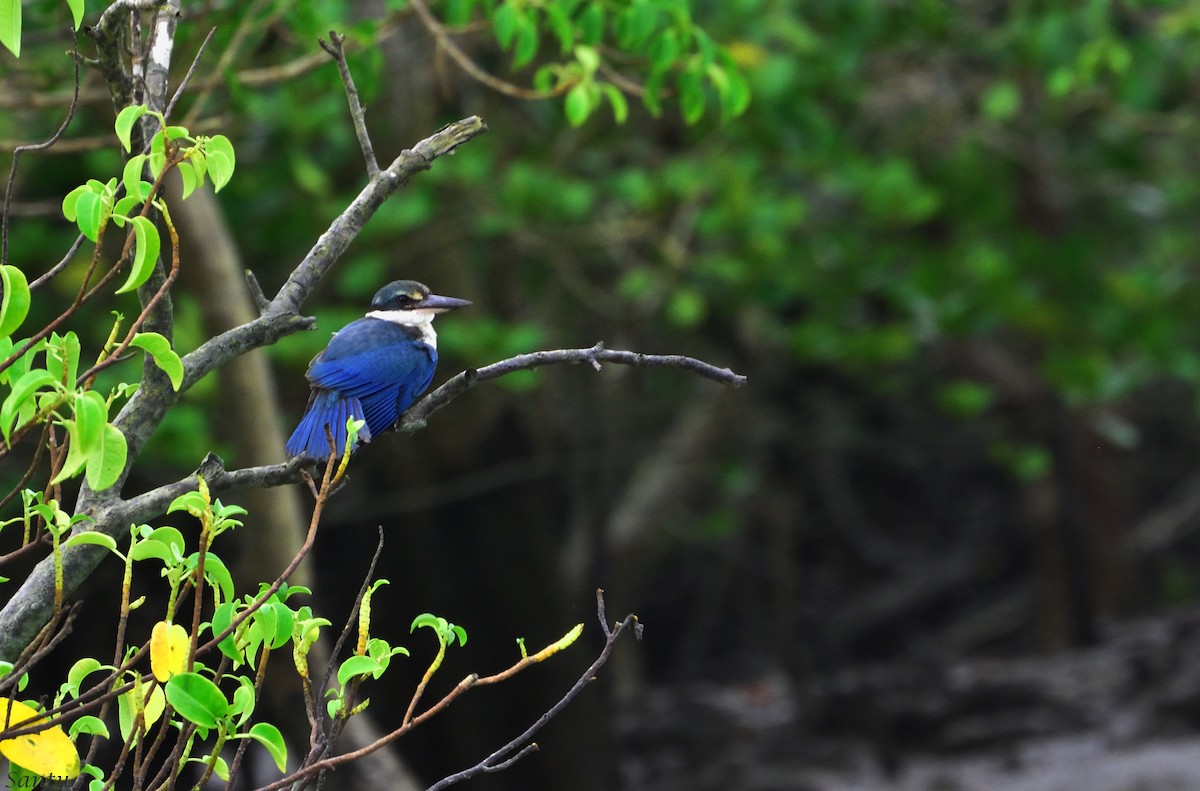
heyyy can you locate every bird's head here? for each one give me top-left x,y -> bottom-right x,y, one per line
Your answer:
368,280 -> 471,322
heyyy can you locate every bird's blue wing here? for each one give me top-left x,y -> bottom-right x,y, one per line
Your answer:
306,318 -> 438,436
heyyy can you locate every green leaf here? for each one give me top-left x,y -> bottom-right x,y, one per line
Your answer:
178,159 -> 198,200
61,185 -> 87,222
574,44 -> 600,75
73,190 -> 104,242
0,264 -> 30,338
205,135 -> 235,191
168,489 -> 207,517
51,391 -> 106,484
48,331 -> 80,387
492,2 -> 518,49
85,422 -> 127,492
114,105 -> 147,153
577,1 -> 603,45
564,82 -> 593,127
602,84 -> 629,124
66,658 -> 103,696
543,4 -> 574,53
0,0 -> 20,57
129,331 -> 183,390
68,716 -> 109,740
115,216 -> 160,295
443,0 -> 477,25
722,67 -> 750,118
267,602 -> 294,648
511,16 -> 538,69
66,0 -> 84,30
202,755 -> 229,782
0,368 -> 57,443
210,602 -> 240,662
121,155 -> 149,203
64,531 -> 119,553
246,722 -> 287,772
148,133 -> 167,180
163,673 -> 228,729
678,67 -> 705,124
200,553 -> 235,604
337,655 -> 383,685
73,389 -> 108,450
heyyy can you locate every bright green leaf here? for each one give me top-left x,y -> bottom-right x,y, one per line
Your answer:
0,265 -> 30,338
63,531 -> 119,554
492,2 -> 518,49
574,44 -> 600,74
205,135 -> 235,191
577,1 -> 603,45
602,84 -> 629,124
66,658 -> 103,696
73,190 -> 104,242
511,17 -> 538,69
179,160 -> 198,200
0,368 -> 57,444
337,655 -> 383,686
129,332 -> 183,390
564,82 -> 593,127
68,716 -> 109,740
114,105 -> 147,153
121,155 -> 148,205
115,216 -> 160,295
52,390 -> 107,485
0,0 -> 20,57
163,673 -> 227,729
66,0 -> 84,30
85,422 -> 127,492
247,722 -> 287,772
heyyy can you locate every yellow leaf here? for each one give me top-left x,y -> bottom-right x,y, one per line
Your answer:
150,621 -> 189,682
119,679 -> 165,740
0,699 -> 81,779
144,683 -> 165,728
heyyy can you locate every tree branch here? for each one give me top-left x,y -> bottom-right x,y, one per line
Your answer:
320,31 -> 379,179
401,341 -> 747,430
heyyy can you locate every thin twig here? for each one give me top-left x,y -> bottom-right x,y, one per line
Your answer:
408,0 -> 563,100
164,26 -> 217,120
2,35 -> 82,267
320,31 -> 379,179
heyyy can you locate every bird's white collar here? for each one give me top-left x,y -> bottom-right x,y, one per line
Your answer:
366,309 -> 438,348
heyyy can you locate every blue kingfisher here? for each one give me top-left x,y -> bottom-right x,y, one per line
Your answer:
286,280 -> 470,459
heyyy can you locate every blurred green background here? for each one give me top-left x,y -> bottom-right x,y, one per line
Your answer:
8,0 -> 1200,788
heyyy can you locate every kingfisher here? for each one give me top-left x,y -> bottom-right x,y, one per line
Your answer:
285,280 -> 470,460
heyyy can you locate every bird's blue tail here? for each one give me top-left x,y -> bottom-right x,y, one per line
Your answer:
285,391 -> 372,459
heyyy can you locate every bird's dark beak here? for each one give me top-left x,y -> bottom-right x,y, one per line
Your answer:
422,294 -> 472,313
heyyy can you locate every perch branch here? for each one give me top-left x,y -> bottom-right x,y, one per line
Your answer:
402,341 -> 746,430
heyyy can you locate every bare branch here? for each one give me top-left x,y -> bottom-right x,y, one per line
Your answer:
320,31 -> 379,179
2,37 -> 82,267
409,0 -> 562,100
402,341 -> 747,430
164,26 -> 217,120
